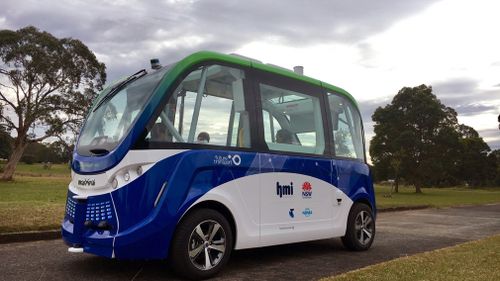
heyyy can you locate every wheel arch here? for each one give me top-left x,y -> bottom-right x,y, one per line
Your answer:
351,193 -> 377,219
178,200 -> 237,248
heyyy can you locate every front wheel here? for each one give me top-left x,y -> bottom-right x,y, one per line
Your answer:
170,208 -> 233,280
341,203 -> 375,251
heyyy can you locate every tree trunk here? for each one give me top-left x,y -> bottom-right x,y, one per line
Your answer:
1,141 -> 28,181
415,184 -> 422,193
394,176 -> 399,193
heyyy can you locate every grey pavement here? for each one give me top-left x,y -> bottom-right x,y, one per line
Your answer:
1,204 -> 499,281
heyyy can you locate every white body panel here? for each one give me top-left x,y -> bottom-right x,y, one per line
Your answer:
192,172 -> 353,250
70,149 -> 187,196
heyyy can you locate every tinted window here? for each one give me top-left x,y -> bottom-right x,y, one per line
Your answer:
260,83 -> 325,155
77,67 -> 170,156
328,93 -> 364,160
144,64 -> 251,148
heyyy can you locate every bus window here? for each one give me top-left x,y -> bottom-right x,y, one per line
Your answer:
328,93 -> 364,160
262,109 -> 282,143
145,64 -> 251,148
260,83 -> 325,155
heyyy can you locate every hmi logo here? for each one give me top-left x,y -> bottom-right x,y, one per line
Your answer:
276,182 -> 293,198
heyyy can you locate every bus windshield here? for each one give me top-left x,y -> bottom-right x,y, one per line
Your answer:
77,67 -> 170,156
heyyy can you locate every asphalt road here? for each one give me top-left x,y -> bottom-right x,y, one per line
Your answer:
1,204 -> 499,281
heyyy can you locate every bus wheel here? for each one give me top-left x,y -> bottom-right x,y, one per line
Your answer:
341,203 -> 375,251
170,208 -> 233,280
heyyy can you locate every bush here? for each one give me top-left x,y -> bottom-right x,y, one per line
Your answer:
21,154 -> 35,164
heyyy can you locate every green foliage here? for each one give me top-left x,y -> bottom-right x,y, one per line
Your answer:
0,26 -> 106,180
370,85 -> 497,190
19,141 -> 71,164
0,124 -> 12,159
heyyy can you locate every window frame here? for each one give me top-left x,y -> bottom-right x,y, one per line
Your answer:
133,61 -> 260,152
133,60 -> 367,163
250,68 -> 334,159
324,91 -> 367,163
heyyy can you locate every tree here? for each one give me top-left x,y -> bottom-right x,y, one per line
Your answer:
457,125 -> 494,186
490,149 -> 500,186
0,26 -> 106,180
370,85 -> 462,193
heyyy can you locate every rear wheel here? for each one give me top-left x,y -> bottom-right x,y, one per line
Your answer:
341,203 -> 375,251
170,208 -> 233,280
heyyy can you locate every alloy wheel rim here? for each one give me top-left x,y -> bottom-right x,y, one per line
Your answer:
188,219 -> 226,270
354,210 -> 374,246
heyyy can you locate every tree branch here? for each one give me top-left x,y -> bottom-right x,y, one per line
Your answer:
0,81 -> 17,92
29,133 -> 54,143
0,114 -> 17,130
0,90 -> 17,110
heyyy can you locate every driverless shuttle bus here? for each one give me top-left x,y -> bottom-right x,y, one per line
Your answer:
62,51 -> 376,279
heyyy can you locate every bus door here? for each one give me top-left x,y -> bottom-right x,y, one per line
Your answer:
257,82 -> 338,246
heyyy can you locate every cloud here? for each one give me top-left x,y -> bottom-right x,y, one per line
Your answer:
358,98 -> 391,123
1,0 -> 438,81
432,78 -> 500,116
477,128 -> 500,150
432,78 -> 478,97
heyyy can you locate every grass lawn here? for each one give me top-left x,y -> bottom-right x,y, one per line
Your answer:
0,176 -> 68,233
11,163 -> 71,178
321,234 -> 500,281
375,185 -> 500,209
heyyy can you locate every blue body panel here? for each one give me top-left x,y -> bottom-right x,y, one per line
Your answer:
62,150 -> 375,259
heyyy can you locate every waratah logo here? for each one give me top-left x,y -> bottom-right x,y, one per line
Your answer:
302,182 -> 312,199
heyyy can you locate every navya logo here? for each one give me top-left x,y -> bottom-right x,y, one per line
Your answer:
289,208 -> 295,218
214,154 -> 241,166
78,178 -> 95,186
276,181 -> 294,198
302,208 -> 313,217
302,181 -> 312,199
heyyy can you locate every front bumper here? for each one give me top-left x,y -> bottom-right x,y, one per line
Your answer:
61,190 -> 177,260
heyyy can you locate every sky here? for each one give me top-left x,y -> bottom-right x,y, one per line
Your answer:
1,0 -> 499,157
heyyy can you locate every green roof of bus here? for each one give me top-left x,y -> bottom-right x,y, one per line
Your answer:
169,51 -> 358,108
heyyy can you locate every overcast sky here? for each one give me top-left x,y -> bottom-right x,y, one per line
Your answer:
1,0 -> 499,155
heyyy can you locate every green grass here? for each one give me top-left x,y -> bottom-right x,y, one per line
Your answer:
0,176 -> 68,233
375,185 -> 500,209
11,163 -> 71,178
321,234 -> 500,281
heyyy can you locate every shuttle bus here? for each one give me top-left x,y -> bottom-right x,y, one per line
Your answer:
62,51 -> 376,279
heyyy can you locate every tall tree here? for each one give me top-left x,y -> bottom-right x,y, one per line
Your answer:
370,85 -> 461,193
490,149 -> 500,186
0,26 -> 106,180
457,125 -> 494,186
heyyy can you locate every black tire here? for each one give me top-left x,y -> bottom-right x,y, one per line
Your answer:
170,208 -> 233,280
341,203 -> 375,251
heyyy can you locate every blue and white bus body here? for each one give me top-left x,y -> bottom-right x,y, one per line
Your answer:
62,51 -> 375,278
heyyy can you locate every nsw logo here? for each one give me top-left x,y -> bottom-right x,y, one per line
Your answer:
276,182 -> 294,198
302,181 -> 312,199
302,208 -> 313,217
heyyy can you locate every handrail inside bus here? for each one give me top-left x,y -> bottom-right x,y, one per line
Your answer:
188,66 -> 208,143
